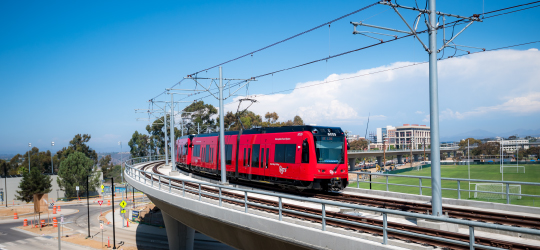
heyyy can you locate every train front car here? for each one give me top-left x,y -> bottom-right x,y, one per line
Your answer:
302,126 -> 348,192
176,135 -> 193,168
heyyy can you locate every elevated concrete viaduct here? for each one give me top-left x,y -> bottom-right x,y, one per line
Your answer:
126,161 -> 408,250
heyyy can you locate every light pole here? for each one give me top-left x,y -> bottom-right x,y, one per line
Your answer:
51,141 -> 55,174
118,142 -> 123,183
28,143 -> 31,172
86,175 -> 91,239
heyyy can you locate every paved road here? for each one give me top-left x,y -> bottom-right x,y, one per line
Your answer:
0,197 -> 233,250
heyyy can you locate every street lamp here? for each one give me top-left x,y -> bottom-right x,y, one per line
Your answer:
86,174 -> 92,239
28,143 -> 31,172
118,142 -> 123,183
51,141 -> 55,174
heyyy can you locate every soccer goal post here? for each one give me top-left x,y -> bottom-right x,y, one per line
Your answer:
472,183 -> 522,200
500,166 -> 525,173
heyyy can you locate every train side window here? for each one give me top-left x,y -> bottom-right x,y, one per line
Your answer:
260,148 -> 265,168
247,148 -> 251,167
266,148 -> 269,167
252,144 -> 260,168
243,148 -> 247,166
206,145 -> 210,163
301,139 -> 309,163
194,145 -> 200,157
285,144 -> 296,163
274,144 -> 285,162
225,145 -> 232,165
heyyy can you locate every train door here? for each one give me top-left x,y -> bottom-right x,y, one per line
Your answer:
261,144 -> 270,177
240,143 -> 251,179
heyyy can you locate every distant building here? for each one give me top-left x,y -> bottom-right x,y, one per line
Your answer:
487,139 -> 529,152
369,124 -> 430,150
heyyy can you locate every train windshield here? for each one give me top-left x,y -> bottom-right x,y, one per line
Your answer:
314,136 -> 344,164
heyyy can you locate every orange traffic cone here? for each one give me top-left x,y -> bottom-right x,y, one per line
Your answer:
41,220 -> 45,227
108,237 -> 110,248
53,206 -> 57,214
23,219 -> 28,227
107,200 -> 111,206
13,213 -> 18,219
127,219 -> 129,227
58,206 -> 61,212
53,218 -> 58,228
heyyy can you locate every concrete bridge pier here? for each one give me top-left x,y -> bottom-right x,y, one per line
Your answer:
397,155 -> 403,164
413,154 -> 419,162
376,156 -> 382,167
162,211 -> 195,250
348,158 -> 356,171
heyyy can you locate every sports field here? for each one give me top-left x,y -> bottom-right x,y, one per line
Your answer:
348,164 -> 540,207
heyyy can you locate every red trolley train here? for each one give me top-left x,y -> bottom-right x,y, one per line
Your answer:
175,126 -> 349,191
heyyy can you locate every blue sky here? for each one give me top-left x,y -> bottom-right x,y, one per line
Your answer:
1,0 -> 539,154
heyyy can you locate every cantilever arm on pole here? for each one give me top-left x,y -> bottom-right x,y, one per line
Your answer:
437,21 -> 474,53
391,6 -> 430,52
192,78 -> 220,100
227,79 -> 255,99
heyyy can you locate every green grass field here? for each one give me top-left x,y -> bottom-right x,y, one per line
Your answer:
348,164 -> 540,207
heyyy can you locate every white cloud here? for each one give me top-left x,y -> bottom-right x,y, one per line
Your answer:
224,49 -> 540,126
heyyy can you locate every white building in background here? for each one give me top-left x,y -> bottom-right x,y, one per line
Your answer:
390,124 -> 431,150
488,139 -> 529,153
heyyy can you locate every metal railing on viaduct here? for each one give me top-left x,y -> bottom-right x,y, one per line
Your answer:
125,156 -> 540,250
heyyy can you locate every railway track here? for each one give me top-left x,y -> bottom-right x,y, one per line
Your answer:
311,192 -> 540,229
133,161 -> 540,250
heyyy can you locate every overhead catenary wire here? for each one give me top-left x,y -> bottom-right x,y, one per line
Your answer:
219,40 -> 540,107
150,1 -> 540,103
148,2 -> 379,102
188,2 -> 379,76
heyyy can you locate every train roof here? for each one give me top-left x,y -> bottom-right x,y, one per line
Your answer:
185,125 -> 344,138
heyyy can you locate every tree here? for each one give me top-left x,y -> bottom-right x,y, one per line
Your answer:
15,167 -> 52,202
56,134 -> 98,165
223,110 -> 263,131
292,115 -> 304,126
57,151 -> 100,199
182,101 -> 218,134
264,112 -> 279,124
458,138 -> 481,151
128,131 -> 150,158
349,139 -> 368,150
472,142 -> 500,156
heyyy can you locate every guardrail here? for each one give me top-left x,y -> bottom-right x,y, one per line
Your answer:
351,171 -> 540,204
124,156 -> 540,250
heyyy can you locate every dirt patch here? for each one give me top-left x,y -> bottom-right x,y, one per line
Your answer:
18,224 -> 72,235
0,206 -> 36,217
62,233 -> 138,249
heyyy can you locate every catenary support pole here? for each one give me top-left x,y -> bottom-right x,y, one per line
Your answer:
219,67 -> 227,184
164,110 -> 169,166
428,0 -> 443,217
170,93 -> 175,167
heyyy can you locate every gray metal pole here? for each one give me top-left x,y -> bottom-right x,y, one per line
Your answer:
219,67 -> 227,184
170,93 -> 175,167
428,0 -> 442,217
164,111 -> 169,165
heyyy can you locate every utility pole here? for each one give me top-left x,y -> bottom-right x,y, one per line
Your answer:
218,67 -> 226,184
170,93 -> 175,167
185,68 -> 255,185
351,0 -> 481,216
28,143 -> 31,172
382,136 -> 386,171
51,141 -> 55,174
